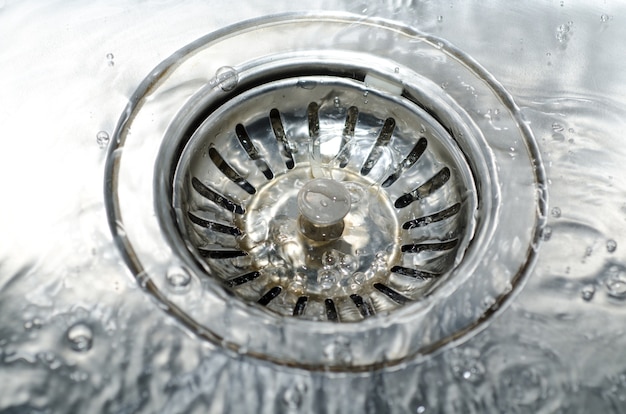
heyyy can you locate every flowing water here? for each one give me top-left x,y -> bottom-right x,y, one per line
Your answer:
1,0 -> 626,412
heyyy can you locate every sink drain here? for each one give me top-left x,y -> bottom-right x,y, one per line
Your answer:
106,13 -> 546,370
173,73 -> 476,322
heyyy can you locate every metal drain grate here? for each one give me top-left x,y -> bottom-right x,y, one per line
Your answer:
175,76 -> 475,322
106,14 -> 546,369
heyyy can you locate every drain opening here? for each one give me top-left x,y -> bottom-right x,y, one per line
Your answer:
107,14 -> 546,370
172,74 -> 477,323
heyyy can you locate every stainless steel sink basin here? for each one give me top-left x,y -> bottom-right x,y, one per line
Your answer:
1,1 -> 626,412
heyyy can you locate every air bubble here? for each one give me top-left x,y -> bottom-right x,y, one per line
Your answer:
394,67 -> 400,73
606,266 -> 626,299
352,272 -> 366,286
24,318 -> 42,331
551,207 -> 561,218
556,24 -> 570,42
437,15 -> 443,22
607,239 -> 617,253
321,250 -> 338,267
580,284 -> 595,301
333,97 -> 340,108
601,14 -> 609,22
66,322 -> 93,352
96,131 -> 110,149
282,381 -> 307,411
166,268 -> 191,291
416,407 -> 426,414
106,53 -> 114,66
318,269 -> 338,290
215,66 -> 238,92
323,337 -> 352,364
296,80 -> 317,90
339,254 -> 357,273
551,122 -> 564,132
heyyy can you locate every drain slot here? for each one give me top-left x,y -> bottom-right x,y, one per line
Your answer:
258,286 -> 282,306
394,167 -> 451,208
382,137 -> 428,187
402,203 -> 461,229
209,147 -> 257,195
269,108 -> 295,170
360,117 -> 396,176
226,271 -> 261,287
235,124 -> 274,180
338,106 -> 359,168
373,283 -> 410,305
191,177 -> 245,214
188,212 -> 242,236
293,296 -> 308,316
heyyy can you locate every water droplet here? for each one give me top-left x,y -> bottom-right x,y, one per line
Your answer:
323,337 -> 352,364
166,268 -> 191,291
340,254 -> 357,273
449,347 -> 485,384
581,284 -> 595,301
296,79 -> 317,90
96,131 -> 110,149
607,239 -> 617,253
437,15 -> 443,22
24,318 -> 42,331
282,381 -> 307,411
601,14 -> 609,22
551,207 -> 561,218
352,272 -> 366,286
556,24 -> 570,42
321,250 -> 338,267
288,276 -> 304,295
606,266 -> 626,299
66,323 -> 93,352
318,269 -> 337,290
215,66 -> 238,91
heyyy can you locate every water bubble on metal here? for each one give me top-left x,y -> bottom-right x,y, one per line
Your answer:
66,323 -> 93,353
96,130 -> 110,149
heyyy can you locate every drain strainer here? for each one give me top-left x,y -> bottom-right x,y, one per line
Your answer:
106,14 -> 546,370
174,73 -> 477,322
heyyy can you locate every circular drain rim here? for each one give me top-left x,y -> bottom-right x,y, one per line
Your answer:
105,13 -> 547,371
